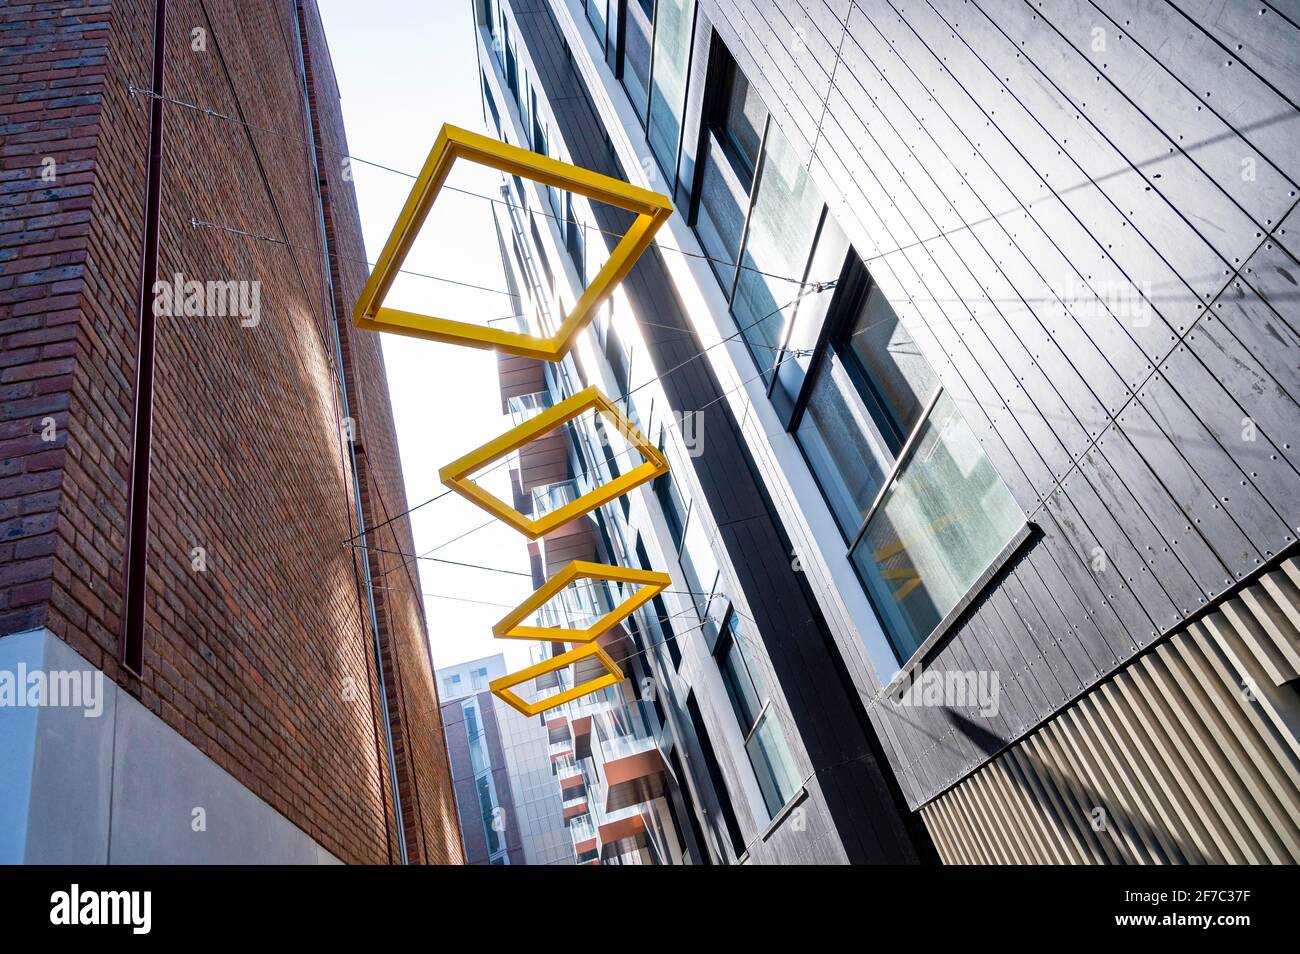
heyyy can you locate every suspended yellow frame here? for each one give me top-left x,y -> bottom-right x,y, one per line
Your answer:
490,642 -> 624,717
439,385 -> 668,540
492,560 -> 670,643
353,123 -> 673,361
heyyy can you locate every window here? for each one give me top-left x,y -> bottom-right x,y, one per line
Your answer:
620,0 -> 655,122
690,41 -> 827,380
849,391 -> 1024,661
504,20 -> 518,98
462,696 -> 508,860
715,611 -> 799,819
686,692 -> 745,857
647,0 -> 695,176
635,538 -> 680,667
564,193 -> 586,287
443,672 -> 462,697
652,469 -> 687,552
792,267 -> 1024,664
694,39 -> 765,287
585,0 -> 609,52
730,123 -> 824,378
482,71 -> 500,133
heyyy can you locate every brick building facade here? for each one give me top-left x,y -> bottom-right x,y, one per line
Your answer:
0,0 -> 462,864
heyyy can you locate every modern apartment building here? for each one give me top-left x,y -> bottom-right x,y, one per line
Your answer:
0,1 -> 462,864
439,653 -> 577,864
469,0 -> 1300,864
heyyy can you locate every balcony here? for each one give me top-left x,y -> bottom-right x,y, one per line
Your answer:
546,712 -> 570,744
531,480 -> 597,575
496,351 -> 546,414
562,794 -> 589,821
601,747 -> 668,813
516,430 -> 569,495
548,738 -> 573,761
597,812 -> 648,859
507,390 -> 552,426
569,814 -> 597,857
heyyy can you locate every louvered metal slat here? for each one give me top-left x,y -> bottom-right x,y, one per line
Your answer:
921,559 -> 1300,864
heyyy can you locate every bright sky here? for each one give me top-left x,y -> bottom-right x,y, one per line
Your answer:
319,0 -> 535,673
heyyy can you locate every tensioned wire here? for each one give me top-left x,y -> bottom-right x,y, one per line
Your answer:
144,74 -> 850,580
138,15 -> 791,783
350,286 -> 831,594
129,85 -> 826,294
338,276 -> 834,552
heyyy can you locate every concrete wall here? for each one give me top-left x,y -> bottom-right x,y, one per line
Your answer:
0,628 -> 339,864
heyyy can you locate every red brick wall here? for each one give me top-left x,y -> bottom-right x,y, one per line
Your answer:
0,0 -> 462,865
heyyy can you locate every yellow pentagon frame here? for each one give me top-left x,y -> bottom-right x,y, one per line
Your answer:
353,123 -> 673,361
492,560 -> 670,643
490,642 -> 623,717
438,385 -> 668,540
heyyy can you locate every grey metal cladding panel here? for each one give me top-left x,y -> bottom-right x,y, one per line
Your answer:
908,1 -> 1198,357
961,0 -> 1244,288
1012,555 -> 1105,688
1170,0 -> 1300,109
969,222 -> 1131,434
801,0 -> 851,56
1136,365 -> 1297,558
900,245 -> 1076,489
1103,404 -> 1250,593
984,583 -> 1063,722
968,586 -> 1055,731
706,0 -> 817,158
1042,470 -> 1168,641
1071,439 -> 1207,628
1037,0 -> 1284,242
1245,221 -> 1300,332
998,566 -> 1088,703
1093,0 -> 1300,195
1023,533 -> 1125,671
862,0 -> 1186,361
942,228 -> 1100,454
757,0 -> 839,91
1198,281 -> 1300,431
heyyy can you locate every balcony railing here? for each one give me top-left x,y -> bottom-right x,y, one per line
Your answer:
531,478 -> 580,518
507,390 -> 552,426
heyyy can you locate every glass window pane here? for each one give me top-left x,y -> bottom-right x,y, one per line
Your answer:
844,286 -> 937,446
585,0 -> 608,48
647,0 -> 694,176
714,65 -> 764,182
476,775 -> 500,854
794,358 -> 894,536
851,391 -> 1024,661
694,134 -> 750,285
622,0 -> 654,122
720,646 -> 762,732
745,707 -> 799,817
732,124 -> 824,378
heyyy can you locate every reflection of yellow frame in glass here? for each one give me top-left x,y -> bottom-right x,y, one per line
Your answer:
491,643 -> 623,717
493,560 -> 670,643
352,123 -> 673,361
438,385 -> 669,540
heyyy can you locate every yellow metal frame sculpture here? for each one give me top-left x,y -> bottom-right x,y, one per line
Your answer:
438,385 -> 668,540
489,642 -> 624,717
492,560 -> 670,643
353,123 -> 673,361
